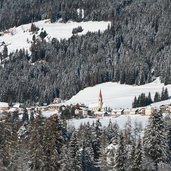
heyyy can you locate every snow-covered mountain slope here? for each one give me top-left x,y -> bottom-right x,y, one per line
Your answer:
0,19 -> 111,53
67,77 -> 171,108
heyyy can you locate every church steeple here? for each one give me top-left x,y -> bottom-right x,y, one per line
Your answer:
98,89 -> 103,111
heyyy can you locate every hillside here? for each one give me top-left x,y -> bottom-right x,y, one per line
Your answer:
0,20 -> 110,54
0,0 -> 171,106
1,1 -> 171,171
67,77 -> 171,108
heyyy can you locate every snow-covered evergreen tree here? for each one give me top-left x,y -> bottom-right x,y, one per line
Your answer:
42,117 -> 60,171
29,115 -> 45,170
132,137 -> 144,171
98,130 -> 109,171
114,131 -> 127,171
67,131 -> 82,171
106,120 -> 119,143
144,110 -> 169,170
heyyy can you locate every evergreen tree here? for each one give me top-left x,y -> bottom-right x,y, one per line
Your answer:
154,92 -> 161,102
0,119 -> 18,170
67,131 -> 82,171
132,137 -> 144,171
161,87 -> 165,101
132,96 -> 137,108
12,110 -> 19,123
147,92 -> 153,105
160,87 -> 169,101
143,110 -> 169,170
98,130 -> 109,171
106,120 -> 119,143
39,30 -> 48,41
92,119 -> 102,162
114,131 -> 127,171
164,88 -> 169,100
30,111 -> 35,122
80,141 -> 95,171
22,108 -> 29,123
2,45 -> 8,60
29,116 -> 45,170
42,117 -> 60,171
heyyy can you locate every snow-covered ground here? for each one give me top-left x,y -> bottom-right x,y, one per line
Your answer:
68,114 -> 149,129
0,19 -> 111,53
67,77 -> 171,109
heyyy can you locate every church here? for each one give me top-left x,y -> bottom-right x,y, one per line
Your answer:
89,89 -> 105,112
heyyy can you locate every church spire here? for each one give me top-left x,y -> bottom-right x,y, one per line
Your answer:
99,89 -> 103,99
98,89 -> 103,111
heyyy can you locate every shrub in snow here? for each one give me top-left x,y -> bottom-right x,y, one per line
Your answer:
72,26 -> 83,35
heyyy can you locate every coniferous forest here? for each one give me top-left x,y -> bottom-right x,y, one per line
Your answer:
1,0 -> 171,170
0,0 -> 171,104
1,109 -> 171,171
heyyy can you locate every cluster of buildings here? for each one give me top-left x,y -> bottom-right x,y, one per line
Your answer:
0,90 -> 171,119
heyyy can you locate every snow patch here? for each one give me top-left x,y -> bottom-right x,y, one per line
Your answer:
67,77 -> 171,109
68,115 -> 149,129
0,19 -> 111,54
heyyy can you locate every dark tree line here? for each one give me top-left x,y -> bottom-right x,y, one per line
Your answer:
0,0 -> 126,30
132,92 -> 153,108
132,88 -> 169,108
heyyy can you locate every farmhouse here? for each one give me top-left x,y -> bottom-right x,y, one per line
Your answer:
0,102 -> 9,112
145,106 -> 154,116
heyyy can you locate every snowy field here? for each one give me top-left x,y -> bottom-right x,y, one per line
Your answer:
67,78 -> 171,109
68,115 -> 149,129
0,19 -> 111,53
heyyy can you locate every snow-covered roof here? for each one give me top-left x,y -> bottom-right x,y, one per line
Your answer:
0,102 -> 9,108
89,103 -> 99,108
9,108 -> 17,112
145,105 -> 154,109
89,103 -> 107,108
13,103 -> 22,108
42,110 -> 60,118
48,102 -> 66,107
80,106 -> 88,110
112,109 -> 123,112
123,108 -> 131,112
94,111 -> 104,115
106,144 -> 118,150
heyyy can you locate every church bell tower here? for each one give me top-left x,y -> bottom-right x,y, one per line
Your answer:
98,89 -> 103,111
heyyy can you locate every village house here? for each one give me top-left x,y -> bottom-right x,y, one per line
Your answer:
36,106 -> 49,112
145,106 -> 154,116
0,32 -> 4,36
165,104 -> 171,113
53,98 -> 62,104
94,111 -> 104,118
89,103 -> 100,112
160,105 -> 167,113
0,30 -> 10,36
112,109 -> 124,117
123,108 -> 131,115
74,104 -> 89,118
129,108 -> 139,115
138,108 -> 146,115
0,102 -> 9,113
47,103 -> 66,111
